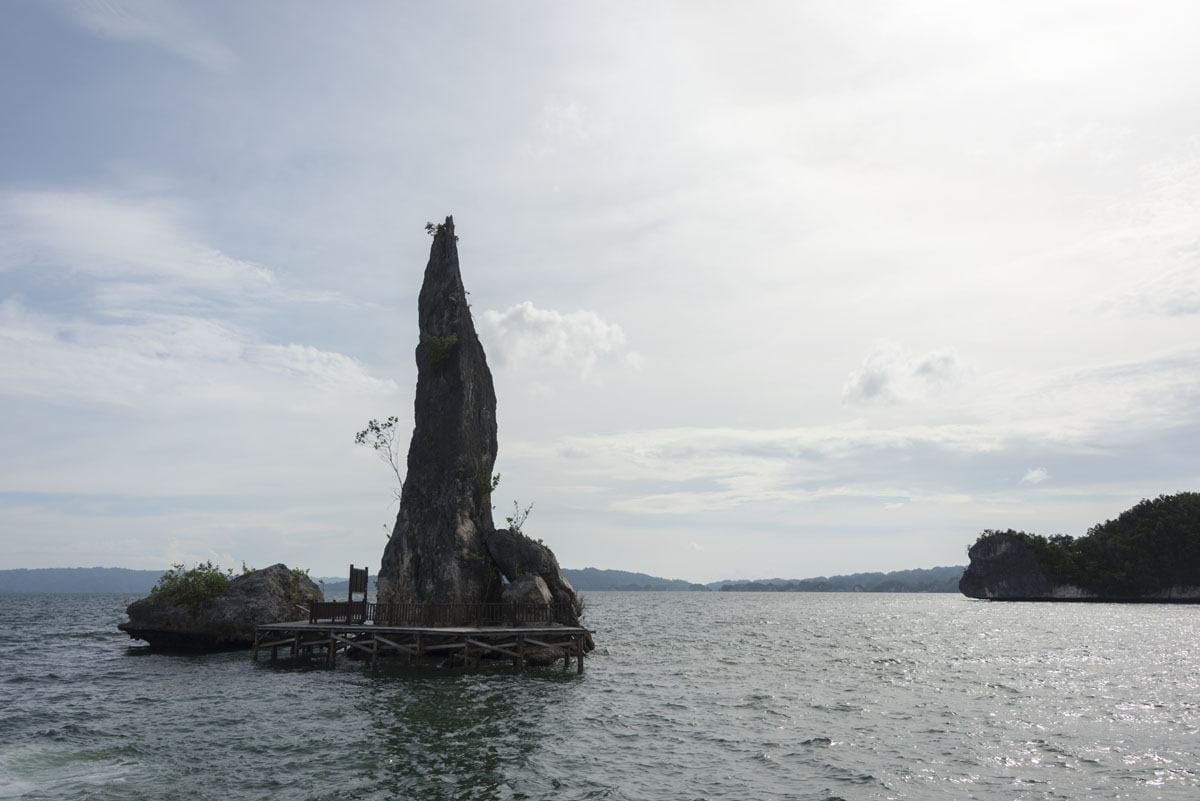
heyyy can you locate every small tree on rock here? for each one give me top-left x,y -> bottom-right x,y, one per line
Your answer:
355,416 -> 404,505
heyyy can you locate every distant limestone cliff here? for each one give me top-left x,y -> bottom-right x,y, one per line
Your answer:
960,492 -> 1200,601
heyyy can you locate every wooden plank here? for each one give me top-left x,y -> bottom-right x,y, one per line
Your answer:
423,642 -> 467,652
258,637 -> 300,650
374,635 -> 417,656
523,637 -> 573,650
333,634 -> 376,656
465,638 -> 518,659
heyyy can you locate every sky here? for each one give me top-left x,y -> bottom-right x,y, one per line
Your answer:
1,1 -> 1199,582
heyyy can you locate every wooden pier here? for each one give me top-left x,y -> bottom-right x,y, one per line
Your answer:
252,600 -> 589,673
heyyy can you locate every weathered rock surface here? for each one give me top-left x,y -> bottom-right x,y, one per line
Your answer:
118,564 -> 321,650
960,531 -> 1200,601
502,575 -> 553,606
487,528 -> 582,618
487,527 -> 592,648
959,532 -> 1061,600
378,217 -> 504,608
960,493 -> 1200,601
377,217 -> 592,649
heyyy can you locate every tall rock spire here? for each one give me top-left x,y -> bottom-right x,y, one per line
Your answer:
377,217 -> 502,606
378,217 -> 590,647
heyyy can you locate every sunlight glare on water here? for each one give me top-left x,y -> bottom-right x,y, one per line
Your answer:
1,592 -> 1197,800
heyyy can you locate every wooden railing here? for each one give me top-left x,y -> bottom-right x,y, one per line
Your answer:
308,600 -> 370,624
307,600 -> 577,627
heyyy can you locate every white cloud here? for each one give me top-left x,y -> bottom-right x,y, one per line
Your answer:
481,301 -> 632,379
1086,152 -> 1200,318
1021,467 -> 1050,485
54,0 -> 236,71
842,341 -> 966,405
502,344 -> 1200,516
1114,263 -> 1200,317
538,99 -> 611,146
0,190 -> 395,411
0,298 -> 395,409
7,2 -> 1200,578
0,191 -> 274,297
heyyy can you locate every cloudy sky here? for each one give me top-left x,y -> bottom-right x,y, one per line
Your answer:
2,1 -> 1198,582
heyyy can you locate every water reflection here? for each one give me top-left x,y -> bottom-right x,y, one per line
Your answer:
366,672 -> 574,800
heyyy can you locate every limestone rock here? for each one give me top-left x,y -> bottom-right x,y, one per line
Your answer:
486,527 -> 587,629
118,564 -> 321,650
961,494 -> 1200,602
378,217 -> 503,607
958,532 -> 1059,599
376,217 -> 593,652
502,575 -> 553,606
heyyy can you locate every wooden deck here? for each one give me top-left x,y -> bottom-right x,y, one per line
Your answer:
252,619 -> 589,673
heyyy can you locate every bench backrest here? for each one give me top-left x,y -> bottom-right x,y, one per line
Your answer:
348,564 -> 369,601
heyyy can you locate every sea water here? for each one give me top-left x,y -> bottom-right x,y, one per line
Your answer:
0,592 -> 1197,800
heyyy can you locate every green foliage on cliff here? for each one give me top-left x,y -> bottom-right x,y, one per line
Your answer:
421,334 -> 459,367
980,493 -> 1200,596
150,562 -> 232,607
282,566 -> 311,604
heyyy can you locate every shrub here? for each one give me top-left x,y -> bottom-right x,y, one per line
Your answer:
421,334 -> 459,367
283,566 -> 311,604
150,561 -> 232,607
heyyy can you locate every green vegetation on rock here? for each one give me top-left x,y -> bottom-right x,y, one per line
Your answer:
281,566 -> 309,603
420,334 -> 459,367
149,561 -> 232,608
970,492 -> 1200,597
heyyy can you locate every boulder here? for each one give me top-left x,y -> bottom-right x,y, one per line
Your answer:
502,575 -> 553,606
118,563 -> 321,650
486,527 -> 591,649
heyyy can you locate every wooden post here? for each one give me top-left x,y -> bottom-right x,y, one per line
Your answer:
576,634 -> 584,675
562,642 -> 570,674
252,630 -> 260,662
515,635 -> 525,672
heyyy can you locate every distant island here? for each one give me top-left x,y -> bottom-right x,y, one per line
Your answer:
715,565 -> 963,593
564,568 -> 709,592
1,564 -> 966,594
960,492 -> 1200,601
0,567 -> 164,594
